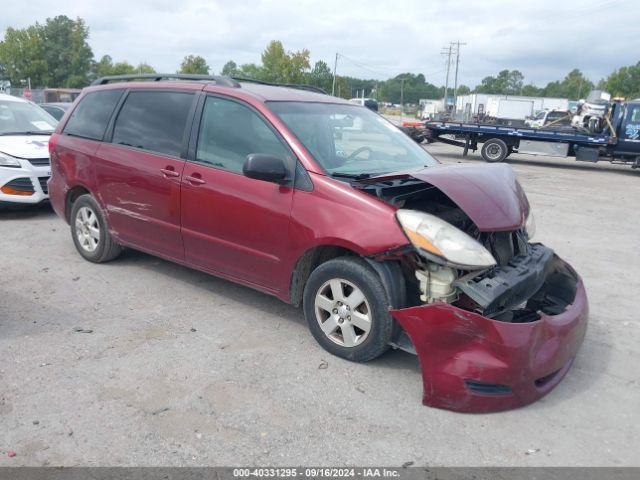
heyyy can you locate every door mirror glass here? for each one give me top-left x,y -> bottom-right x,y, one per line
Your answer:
243,154 -> 288,184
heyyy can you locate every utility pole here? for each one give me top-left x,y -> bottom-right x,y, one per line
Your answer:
452,41 -> 466,114
331,52 -> 339,96
400,77 -> 405,120
441,44 -> 453,114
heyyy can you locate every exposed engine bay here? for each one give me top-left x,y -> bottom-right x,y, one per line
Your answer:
354,174 -> 579,326
347,163 -> 587,412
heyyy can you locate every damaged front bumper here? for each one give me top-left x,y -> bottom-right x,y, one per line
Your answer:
390,252 -> 588,413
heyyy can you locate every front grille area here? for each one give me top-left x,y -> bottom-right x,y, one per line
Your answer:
38,177 -> 50,194
27,157 -> 50,167
2,177 -> 35,193
480,229 -> 529,266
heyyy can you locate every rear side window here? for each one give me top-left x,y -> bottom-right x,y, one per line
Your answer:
112,91 -> 194,157
64,90 -> 123,140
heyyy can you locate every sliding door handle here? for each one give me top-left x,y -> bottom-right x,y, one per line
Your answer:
185,174 -> 205,185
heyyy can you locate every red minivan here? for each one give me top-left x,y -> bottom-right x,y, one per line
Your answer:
48,74 -> 588,412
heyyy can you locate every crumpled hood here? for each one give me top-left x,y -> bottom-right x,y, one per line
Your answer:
364,163 -> 529,231
0,135 -> 51,159
411,163 -> 529,231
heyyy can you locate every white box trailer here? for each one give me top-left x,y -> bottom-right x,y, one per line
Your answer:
534,97 -> 569,112
456,94 -> 569,121
486,97 -> 534,120
419,99 -> 443,119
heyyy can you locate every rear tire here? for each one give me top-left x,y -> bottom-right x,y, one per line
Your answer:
70,194 -> 122,263
303,257 -> 393,362
481,138 -> 509,162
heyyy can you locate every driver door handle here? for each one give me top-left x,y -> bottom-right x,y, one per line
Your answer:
161,167 -> 180,178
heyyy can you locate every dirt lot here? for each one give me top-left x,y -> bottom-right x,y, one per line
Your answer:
1,144 -> 639,466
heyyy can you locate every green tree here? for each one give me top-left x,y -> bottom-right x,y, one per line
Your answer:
221,60 -> 239,76
179,55 -> 210,75
260,40 -> 310,83
41,16 -> 93,87
521,84 -> 544,97
261,41 -> 288,82
136,63 -> 156,74
475,70 -> 523,95
334,76 -> 350,98
543,69 -> 593,99
598,62 -> 640,99
506,70 -> 524,94
90,55 -> 155,79
0,25 -> 48,86
0,16 -> 92,87
110,61 -> 136,75
237,63 -> 263,79
306,60 -> 334,93
380,73 -> 441,104
91,55 -> 115,78
456,85 -> 471,95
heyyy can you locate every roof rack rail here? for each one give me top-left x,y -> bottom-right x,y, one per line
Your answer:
232,77 -> 328,95
90,74 -> 240,87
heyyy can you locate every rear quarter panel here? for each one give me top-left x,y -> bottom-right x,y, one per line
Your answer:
49,134 -> 102,221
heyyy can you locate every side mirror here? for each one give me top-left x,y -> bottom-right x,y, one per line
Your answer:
243,154 -> 289,184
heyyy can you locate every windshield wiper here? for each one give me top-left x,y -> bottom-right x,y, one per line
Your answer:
330,172 -> 372,180
0,130 -> 54,136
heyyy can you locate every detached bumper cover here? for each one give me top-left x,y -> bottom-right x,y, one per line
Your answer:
390,262 -> 588,413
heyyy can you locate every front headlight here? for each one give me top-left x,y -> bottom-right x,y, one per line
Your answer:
524,210 -> 535,240
0,152 -> 21,168
396,209 -> 496,269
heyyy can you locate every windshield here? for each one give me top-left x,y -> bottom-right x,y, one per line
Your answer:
268,102 -> 437,177
0,100 -> 57,135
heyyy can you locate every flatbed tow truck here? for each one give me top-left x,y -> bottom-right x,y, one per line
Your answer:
402,99 -> 640,168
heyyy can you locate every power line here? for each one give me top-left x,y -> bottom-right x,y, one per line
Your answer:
336,52 -> 444,80
337,53 -> 398,78
537,0 -> 625,26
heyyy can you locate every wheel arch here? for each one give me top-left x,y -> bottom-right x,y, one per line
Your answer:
64,184 -> 93,223
289,244 -> 358,306
288,243 -> 407,309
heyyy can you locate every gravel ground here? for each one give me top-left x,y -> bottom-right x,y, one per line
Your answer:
1,144 -> 639,466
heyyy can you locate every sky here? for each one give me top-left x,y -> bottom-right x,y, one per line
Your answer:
2,0 -> 639,87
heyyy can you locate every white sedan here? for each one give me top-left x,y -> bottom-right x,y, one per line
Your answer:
0,93 -> 57,206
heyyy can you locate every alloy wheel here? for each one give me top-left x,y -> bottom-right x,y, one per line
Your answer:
75,206 -> 100,253
314,278 -> 372,348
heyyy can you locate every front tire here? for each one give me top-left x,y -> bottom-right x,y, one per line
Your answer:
303,257 -> 393,362
481,138 -> 509,162
70,194 -> 122,263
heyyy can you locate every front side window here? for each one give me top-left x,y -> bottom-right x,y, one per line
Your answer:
64,90 -> 123,140
269,102 -> 437,177
112,91 -> 194,157
0,100 -> 57,135
195,96 -> 290,173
